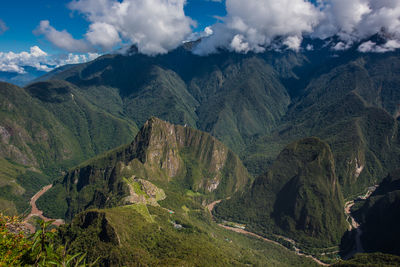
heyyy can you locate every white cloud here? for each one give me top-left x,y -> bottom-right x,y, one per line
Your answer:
332,41 -> 352,51
185,26 -> 214,42
283,36 -> 303,51
31,0 -> 400,55
194,0 -> 400,54
358,39 -> 400,52
315,0 -> 400,49
230,34 -> 250,53
34,20 -> 91,53
67,0 -> 194,55
194,0 -> 322,54
85,22 -> 121,50
0,64 -> 25,74
55,52 -> 100,66
0,19 -> 8,35
0,46 -> 48,74
0,46 -> 100,74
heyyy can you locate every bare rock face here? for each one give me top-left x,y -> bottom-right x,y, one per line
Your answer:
127,117 -> 247,194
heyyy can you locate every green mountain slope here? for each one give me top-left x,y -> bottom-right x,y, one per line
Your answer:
42,50 -> 291,153
25,80 -> 138,160
38,117 -> 250,220
57,191 -> 317,266
34,118 -> 320,266
0,81 -> 137,214
193,57 -> 290,152
247,54 -> 400,197
215,138 -> 347,248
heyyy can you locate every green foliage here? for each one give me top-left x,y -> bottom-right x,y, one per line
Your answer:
0,158 -> 50,215
59,201 -> 318,266
0,213 -> 98,266
215,138 -> 347,249
334,253 -> 400,266
0,214 -> 31,265
36,184 -> 68,219
39,117 -> 250,221
0,80 -> 137,215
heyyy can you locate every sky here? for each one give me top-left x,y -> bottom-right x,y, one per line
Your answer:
0,0 -> 226,53
1,0 -> 400,74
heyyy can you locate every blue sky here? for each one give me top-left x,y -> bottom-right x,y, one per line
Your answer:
0,0 -> 226,53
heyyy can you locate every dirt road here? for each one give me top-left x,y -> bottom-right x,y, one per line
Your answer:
23,184 -> 64,233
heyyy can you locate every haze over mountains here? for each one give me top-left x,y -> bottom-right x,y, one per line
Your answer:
2,21 -> 400,266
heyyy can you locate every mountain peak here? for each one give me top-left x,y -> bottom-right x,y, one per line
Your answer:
43,117 -> 250,220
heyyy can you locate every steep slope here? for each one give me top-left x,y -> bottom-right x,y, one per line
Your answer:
0,81 -> 137,214
38,117 -> 250,220
25,80 -> 138,159
247,53 -> 400,196
192,56 -> 290,151
352,170 -> 400,256
215,138 -> 347,248
56,194 -> 317,266
41,49 -> 291,153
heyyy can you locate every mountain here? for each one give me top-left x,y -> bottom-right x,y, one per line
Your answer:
352,169 -> 400,256
40,49 -> 292,153
246,52 -> 400,197
214,138 -> 347,248
0,81 -> 137,214
33,41 -> 400,199
0,66 -> 47,87
32,118 -> 320,266
55,202 -> 317,266
37,117 -> 250,220
2,39 -> 400,265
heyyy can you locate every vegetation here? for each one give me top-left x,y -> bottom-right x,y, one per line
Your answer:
0,81 -> 137,215
0,213 -> 97,266
334,253 -> 400,266
215,138 -> 348,249
38,118 -> 250,220
2,42 -> 400,265
58,198 -> 318,266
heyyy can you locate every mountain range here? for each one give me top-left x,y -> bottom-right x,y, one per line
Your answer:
1,37 -> 400,265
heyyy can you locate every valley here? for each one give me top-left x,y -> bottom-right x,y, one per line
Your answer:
22,184 -> 64,233
2,40 -> 400,266
343,185 -> 378,258
207,199 -> 330,266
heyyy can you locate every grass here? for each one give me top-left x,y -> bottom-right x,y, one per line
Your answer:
60,189 -> 319,266
185,189 -> 202,197
126,204 -> 154,223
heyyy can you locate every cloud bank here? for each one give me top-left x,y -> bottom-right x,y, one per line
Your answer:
0,46 -> 99,74
33,0 -> 400,55
195,0 -> 400,54
195,0 -> 321,54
